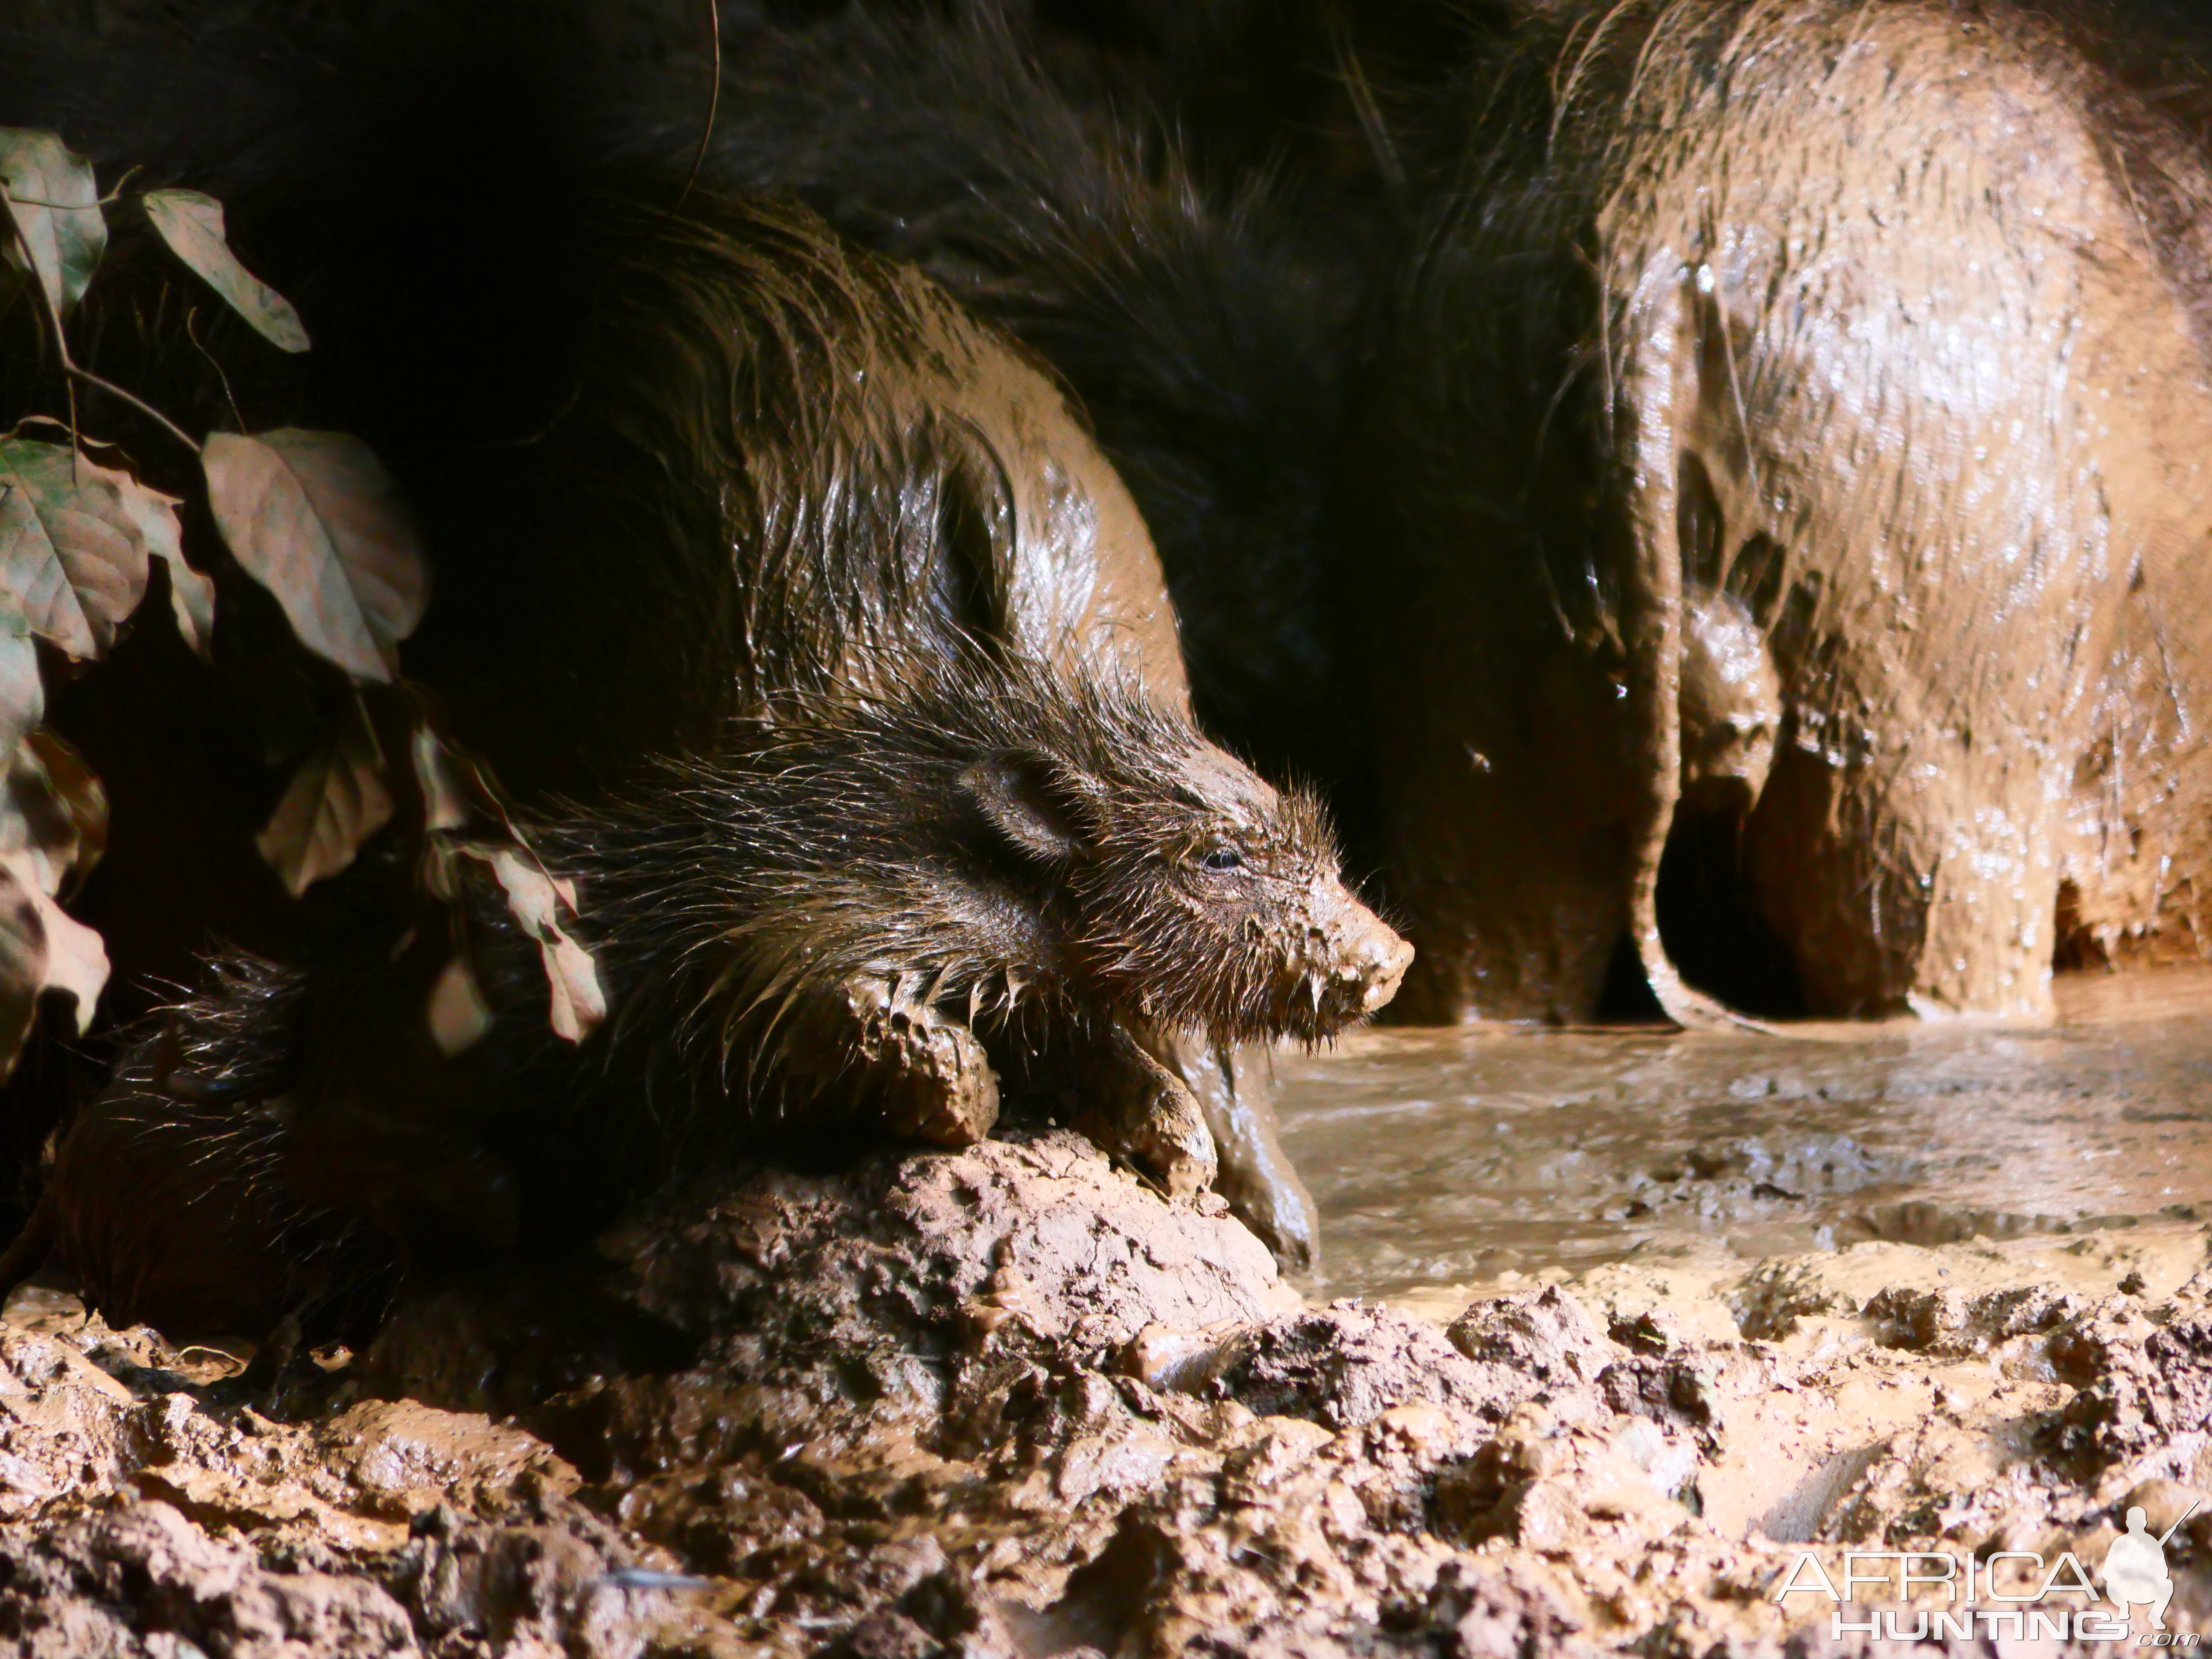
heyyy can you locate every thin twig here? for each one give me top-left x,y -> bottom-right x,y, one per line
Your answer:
186,306 -> 245,431
3,183 -> 201,458
665,0 -> 723,224
67,364 -> 201,456
11,252 -> 83,478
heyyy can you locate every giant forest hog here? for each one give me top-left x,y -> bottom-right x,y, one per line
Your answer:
1361,0 -> 2212,1022
17,654 -> 1406,1340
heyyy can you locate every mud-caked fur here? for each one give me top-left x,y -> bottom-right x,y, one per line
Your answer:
545,650 -> 1361,1129
23,653 -> 1401,1335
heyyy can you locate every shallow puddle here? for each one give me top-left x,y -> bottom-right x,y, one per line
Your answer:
1277,966 -> 2212,1301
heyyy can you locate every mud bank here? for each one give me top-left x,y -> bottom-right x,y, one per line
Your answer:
2,1127 -> 2209,1655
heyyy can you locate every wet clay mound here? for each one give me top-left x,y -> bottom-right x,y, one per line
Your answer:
7,1134 -> 2212,1655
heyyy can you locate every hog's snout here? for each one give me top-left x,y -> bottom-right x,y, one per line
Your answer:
1305,893 -> 1414,1033
1337,910 -> 1415,1014
1351,925 -> 1417,1013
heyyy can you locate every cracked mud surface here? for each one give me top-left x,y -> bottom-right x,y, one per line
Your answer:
5,1117 -> 2212,1655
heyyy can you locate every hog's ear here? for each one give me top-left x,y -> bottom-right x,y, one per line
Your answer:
962,752 -> 1085,864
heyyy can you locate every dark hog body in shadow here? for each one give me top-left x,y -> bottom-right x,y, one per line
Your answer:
1358,0 -> 2212,1025
19,655 -> 1407,1343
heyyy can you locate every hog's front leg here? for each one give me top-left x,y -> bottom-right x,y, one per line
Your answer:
1072,1024 -> 1219,1199
1157,1032 -> 1318,1272
837,973 -> 1000,1147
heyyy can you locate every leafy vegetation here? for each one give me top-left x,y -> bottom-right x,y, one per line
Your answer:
0,127 -> 600,1079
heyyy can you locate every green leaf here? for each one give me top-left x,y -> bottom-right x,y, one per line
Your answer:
0,129 -> 104,316
143,188 -> 309,354
0,438 -> 181,659
204,430 -> 429,683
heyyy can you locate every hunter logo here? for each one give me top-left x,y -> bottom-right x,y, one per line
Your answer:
2106,1505 -> 2191,1633
1773,1502 -> 2201,1646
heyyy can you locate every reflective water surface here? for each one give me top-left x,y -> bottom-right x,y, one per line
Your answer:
1276,967 -> 2212,1301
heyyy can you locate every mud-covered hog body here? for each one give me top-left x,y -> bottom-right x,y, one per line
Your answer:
33,656 -> 1408,1339
603,0 -> 1398,797
1362,0 -> 2212,1023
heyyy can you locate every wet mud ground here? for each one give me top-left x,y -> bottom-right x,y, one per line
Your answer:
1283,967 -> 2212,1307
11,972 -> 2212,1653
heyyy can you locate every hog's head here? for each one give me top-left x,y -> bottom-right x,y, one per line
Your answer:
961,697 -> 1413,1045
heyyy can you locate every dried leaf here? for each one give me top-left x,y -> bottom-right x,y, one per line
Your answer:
3,730 -> 106,894
0,602 -> 41,765
256,693 -> 393,896
204,431 -> 428,682
0,867 -> 40,1071
0,724 -> 109,1074
0,852 -> 106,1033
427,954 -> 494,1057
0,439 -> 180,658
0,843 -> 109,1074
411,725 -> 474,835
97,457 -> 210,657
0,129 -> 103,316
466,844 -> 604,1043
142,188 -> 309,353
155,547 -> 215,659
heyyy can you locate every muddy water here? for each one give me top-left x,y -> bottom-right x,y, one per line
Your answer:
1278,967 -> 2212,1301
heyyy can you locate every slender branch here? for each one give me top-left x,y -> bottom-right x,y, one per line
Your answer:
11,247 -> 83,475
1,184 -> 202,458
665,0 -> 722,224
67,364 -> 201,457
186,307 -> 245,432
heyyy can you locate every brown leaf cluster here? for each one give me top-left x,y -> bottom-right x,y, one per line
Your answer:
0,127 -> 599,1079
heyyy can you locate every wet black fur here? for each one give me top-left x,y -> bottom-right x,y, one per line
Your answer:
0,4 -> 1164,1234
384,650 -> 1341,1188
650,0 -> 1410,801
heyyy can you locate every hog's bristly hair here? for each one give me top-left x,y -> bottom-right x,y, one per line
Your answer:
527,649 -> 1344,1138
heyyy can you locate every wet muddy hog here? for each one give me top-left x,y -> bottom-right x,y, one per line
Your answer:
1361,0 -> 2212,1023
7,658 -> 1409,1340
0,10 -> 1335,1260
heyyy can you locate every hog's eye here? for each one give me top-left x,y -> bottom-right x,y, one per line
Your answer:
1200,846 -> 1245,873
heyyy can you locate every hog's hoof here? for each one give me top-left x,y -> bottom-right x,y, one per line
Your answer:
1075,1030 -> 1220,1199
843,976 -> 1000,1147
